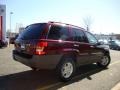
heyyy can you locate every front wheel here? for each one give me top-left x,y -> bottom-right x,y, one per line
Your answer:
97,55 -> 111,68
56,57 -> 76,82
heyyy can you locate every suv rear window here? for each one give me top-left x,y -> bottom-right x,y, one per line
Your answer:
48,25 -> 69,40
17,23 -> 46,40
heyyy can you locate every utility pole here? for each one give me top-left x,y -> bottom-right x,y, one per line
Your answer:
9,12 -> 13,38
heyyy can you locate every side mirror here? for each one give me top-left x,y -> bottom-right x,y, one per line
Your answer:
97,41 -> 104,45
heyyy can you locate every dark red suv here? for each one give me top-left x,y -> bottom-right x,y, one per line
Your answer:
13,21 -> 111,81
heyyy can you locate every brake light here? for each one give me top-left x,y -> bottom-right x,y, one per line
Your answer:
35,42 -> 48,55
37,42 -> 48,47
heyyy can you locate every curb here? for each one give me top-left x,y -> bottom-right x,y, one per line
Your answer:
111,82 -> 120,90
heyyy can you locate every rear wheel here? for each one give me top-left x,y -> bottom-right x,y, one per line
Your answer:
56,57 -> 76,82
97,55 -> 111,68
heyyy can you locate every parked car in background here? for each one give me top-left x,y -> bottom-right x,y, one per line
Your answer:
13,21 -> 111,81
98,39 -> 109,45
9,37 -> 15,44
0,39 -> 7,48
9,34 -> 19,44
109,40 -> 120,50
98,39 -> 109,49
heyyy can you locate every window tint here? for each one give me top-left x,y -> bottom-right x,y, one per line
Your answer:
17,23 -> 46,40
48,25 -> 69,40
71,28 -> 86,42
85,32 -> 98,44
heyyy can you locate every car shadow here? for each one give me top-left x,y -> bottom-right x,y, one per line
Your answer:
0,64 -> 108,90
0,47 -> 6,49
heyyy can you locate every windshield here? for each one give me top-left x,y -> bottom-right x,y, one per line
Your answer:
17,23 -> 46,40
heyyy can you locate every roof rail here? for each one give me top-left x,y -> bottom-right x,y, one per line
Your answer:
48,21 -> 85,30
48,21 -> 69,25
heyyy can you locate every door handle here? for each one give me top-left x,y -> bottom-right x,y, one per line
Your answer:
74,44 -> 79,47
90,45 -> 94,48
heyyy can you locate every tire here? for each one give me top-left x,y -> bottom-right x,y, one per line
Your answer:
97,55 -> 111,68
56,57 -> 76,82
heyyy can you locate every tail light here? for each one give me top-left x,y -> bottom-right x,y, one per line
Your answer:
35,41 -> 48,55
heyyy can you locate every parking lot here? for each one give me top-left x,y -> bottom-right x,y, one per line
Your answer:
0,45 -> 120,90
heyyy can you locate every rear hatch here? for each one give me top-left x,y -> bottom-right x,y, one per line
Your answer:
14,23 -> 48,55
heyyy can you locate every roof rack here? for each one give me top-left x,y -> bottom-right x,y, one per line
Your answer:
48,21 -> 69,25
48,21 -> 85,30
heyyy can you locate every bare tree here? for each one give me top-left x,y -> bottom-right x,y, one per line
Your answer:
15,23 -> 23,33
83,16 -> 92,31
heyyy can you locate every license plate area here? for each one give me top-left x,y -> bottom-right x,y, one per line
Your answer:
21,44 -> 25,50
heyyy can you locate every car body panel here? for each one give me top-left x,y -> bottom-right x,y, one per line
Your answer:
13,22 -> 110,70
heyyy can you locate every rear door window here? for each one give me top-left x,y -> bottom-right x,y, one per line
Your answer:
48,25 -> 69,40
71,28 -> 87,42
17,23 -> 46,40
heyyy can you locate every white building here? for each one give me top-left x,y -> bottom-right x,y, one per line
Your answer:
0,4 -> 6,41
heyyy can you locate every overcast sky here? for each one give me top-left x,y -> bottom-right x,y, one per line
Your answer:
1,0 -> 120,34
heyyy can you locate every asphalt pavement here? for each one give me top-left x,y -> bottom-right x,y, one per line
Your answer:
0,45 -> 120,90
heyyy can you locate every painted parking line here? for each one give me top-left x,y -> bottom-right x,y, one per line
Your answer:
37,61 -> 120,90
111,82 -> 120,90
110,61 -> 120,66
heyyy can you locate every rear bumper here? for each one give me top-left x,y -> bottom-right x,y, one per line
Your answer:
13,50 -> 62,69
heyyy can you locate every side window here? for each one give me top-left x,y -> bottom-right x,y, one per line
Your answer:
85,32 -> 98,44
71,28 -> 87,42
70,29 -> 76,41
48,25 -> 69,40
